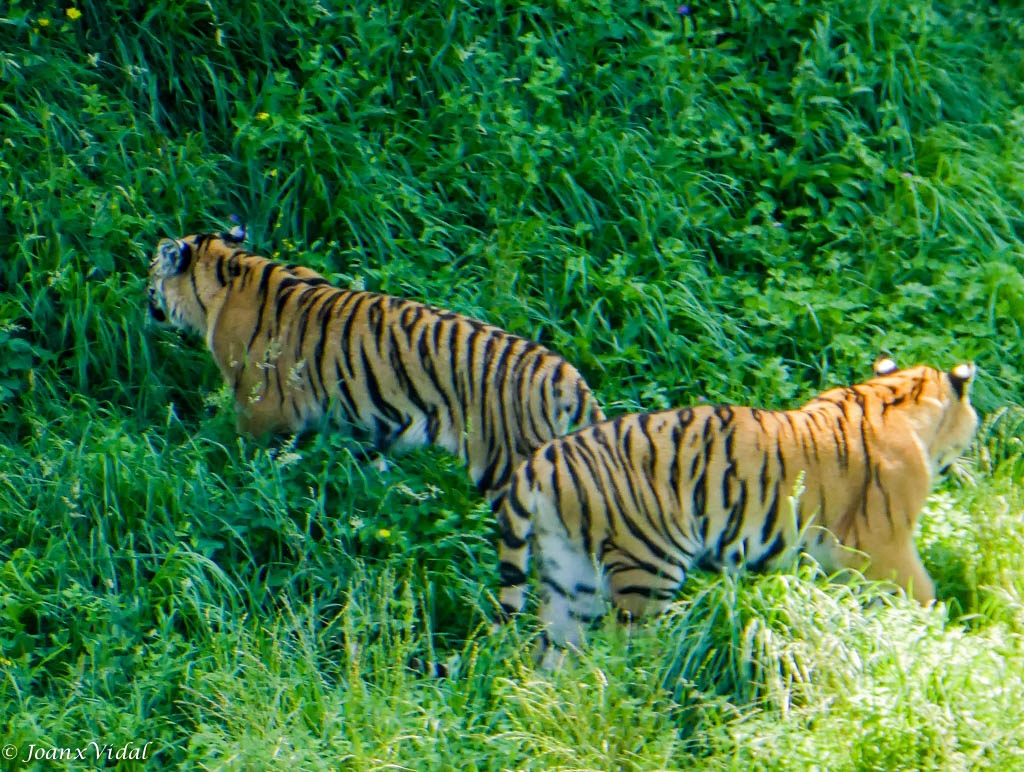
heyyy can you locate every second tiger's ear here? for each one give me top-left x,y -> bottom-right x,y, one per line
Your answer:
151,238 -> 191,278
873,356 -> 898,376
948,363 -> 976,399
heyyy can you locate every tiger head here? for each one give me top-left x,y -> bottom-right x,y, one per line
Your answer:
867,357 -> 979,475
147,223 -> 247,335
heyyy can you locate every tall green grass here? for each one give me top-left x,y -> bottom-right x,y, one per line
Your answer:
1,0 -> 1023,768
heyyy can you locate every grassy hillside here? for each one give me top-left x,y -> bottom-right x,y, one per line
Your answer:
1,0 -> 1023,768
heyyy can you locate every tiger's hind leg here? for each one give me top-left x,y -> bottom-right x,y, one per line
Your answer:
604,545 -> 685,625
533,529 -> 605,669
344,443 -> 391,473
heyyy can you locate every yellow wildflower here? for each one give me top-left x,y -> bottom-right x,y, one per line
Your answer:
66,8 -> 82,20
256,111 -> 270,121
377,528 -> 391,539
38,17 -> 50,27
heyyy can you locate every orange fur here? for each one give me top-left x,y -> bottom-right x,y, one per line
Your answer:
148,231 -> 604,500
495,362 -> 978,665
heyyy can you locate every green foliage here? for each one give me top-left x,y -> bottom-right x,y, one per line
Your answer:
1,0 -> 1023,768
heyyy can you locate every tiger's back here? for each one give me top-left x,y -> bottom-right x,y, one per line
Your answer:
147,230 -> 604,500
495,360 -> 977,664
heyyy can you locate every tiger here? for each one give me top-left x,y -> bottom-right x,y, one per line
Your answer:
493,358 -> 978,667
146,225 -> 604,502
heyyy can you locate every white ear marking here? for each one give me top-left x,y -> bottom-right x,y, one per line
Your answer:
951,363 -> 974,381
225,224 -> 247,243
873,357 -> 898,376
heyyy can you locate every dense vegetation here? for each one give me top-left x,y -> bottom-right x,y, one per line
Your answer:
1,0 -> 1023,768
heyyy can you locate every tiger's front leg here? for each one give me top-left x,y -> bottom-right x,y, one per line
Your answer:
828,527 -> 937,605
233,396 -> 296,438
860,539 -> 936,605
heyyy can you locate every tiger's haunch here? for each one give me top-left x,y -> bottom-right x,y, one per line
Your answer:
147,230 -> 604,501
495,360 -> 978,667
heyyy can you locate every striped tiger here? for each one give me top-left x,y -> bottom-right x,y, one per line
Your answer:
494,359 -> 978,666
146,226 -> 604,501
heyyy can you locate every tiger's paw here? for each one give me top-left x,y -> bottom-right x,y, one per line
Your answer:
407,655 -> 456,679
366,455 -> 391,474
490,600 -> 520,634
538,646 -> 569,671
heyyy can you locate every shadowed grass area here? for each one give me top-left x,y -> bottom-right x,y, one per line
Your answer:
1,0 -> 1023,768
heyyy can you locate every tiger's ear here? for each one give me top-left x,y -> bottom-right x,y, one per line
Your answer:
151,238 -> 191,278
221,217 -> 246,244
948,363 -> 975,399
873,356 -> 898,376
